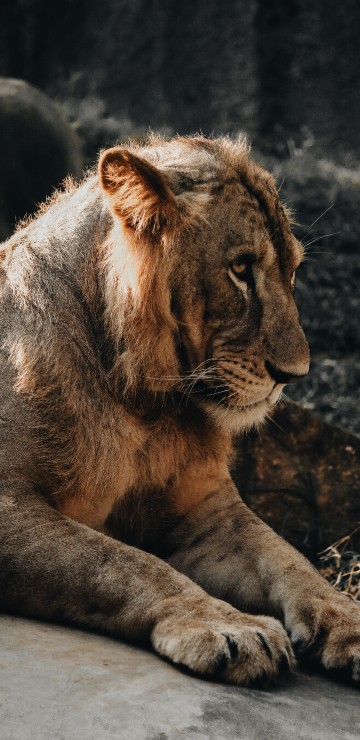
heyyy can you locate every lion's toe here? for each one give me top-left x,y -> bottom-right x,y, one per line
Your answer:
152,603 -> 295,686
287,590 -> 360,681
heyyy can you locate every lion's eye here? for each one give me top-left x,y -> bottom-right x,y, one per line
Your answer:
230,259 -> 252,281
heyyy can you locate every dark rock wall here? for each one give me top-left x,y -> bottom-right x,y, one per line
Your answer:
0,78 -> 83,239
1,0 -> 359,157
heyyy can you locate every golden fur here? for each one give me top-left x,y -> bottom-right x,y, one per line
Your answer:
0,135 -> 359,686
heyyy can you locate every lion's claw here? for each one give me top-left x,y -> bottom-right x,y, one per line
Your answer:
152,596 -> 295,686
286,590 -> 360,681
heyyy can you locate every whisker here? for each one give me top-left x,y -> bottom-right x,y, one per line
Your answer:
182,369 -> 224,390
203,385 -> 230,399
303,203 -> 334,234
183,377 -> 225,401
303,249 -> 332,256
280,392 -> 291,403
184,357 -> 219,374
145,356 -> 226,389
302,231 -> 340,250
225,390 -> 240,404
266,414 -> 285,433
277,176 -> 286,194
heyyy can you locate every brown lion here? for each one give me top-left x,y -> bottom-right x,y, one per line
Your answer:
0,135 -> 359,686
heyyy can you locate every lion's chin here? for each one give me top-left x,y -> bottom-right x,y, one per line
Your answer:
197,397 -> 273,436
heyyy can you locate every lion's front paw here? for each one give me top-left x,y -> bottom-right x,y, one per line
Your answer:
286,589 -> 360,681
151,597 -> 295,686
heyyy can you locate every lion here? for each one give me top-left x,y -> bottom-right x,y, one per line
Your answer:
0,134 -> 359,687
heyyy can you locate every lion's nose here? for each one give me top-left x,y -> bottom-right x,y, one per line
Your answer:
265,360 -> 308,385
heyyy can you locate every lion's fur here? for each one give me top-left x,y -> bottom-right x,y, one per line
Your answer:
1,134 -> 307,527
1,134 -> 359,687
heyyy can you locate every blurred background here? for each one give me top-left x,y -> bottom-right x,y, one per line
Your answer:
0,0 -> 359,436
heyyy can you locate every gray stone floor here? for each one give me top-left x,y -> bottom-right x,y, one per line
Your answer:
0,615 -> 359,740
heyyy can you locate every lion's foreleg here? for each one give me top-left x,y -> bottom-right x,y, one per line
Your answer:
0,482 -> 293,685
166,482 -> 360,680
0,483 -> 189,638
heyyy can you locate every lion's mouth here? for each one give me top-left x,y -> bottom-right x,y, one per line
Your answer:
189,378 -> 230,405
189,378 -> 274,410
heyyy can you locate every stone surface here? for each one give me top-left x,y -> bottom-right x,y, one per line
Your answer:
234,402 -> 360,559
0,615 -> 359,740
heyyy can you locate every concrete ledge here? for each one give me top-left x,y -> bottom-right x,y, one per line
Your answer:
0,615 -> 359,740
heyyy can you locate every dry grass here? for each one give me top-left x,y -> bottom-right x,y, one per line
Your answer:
318,526 -> 360,602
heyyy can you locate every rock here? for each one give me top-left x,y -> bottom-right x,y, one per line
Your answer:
234,402 -> 360,559
0,615 -> 359,740
0,78 -> 83,240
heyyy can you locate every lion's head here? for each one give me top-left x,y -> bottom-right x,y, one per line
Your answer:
99,135 -> 309,432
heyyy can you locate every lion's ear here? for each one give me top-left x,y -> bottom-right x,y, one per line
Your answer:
99,147 -> 177,232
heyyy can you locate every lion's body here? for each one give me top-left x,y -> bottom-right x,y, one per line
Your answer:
0,173 -> 230,528
0,135 -> 359,686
